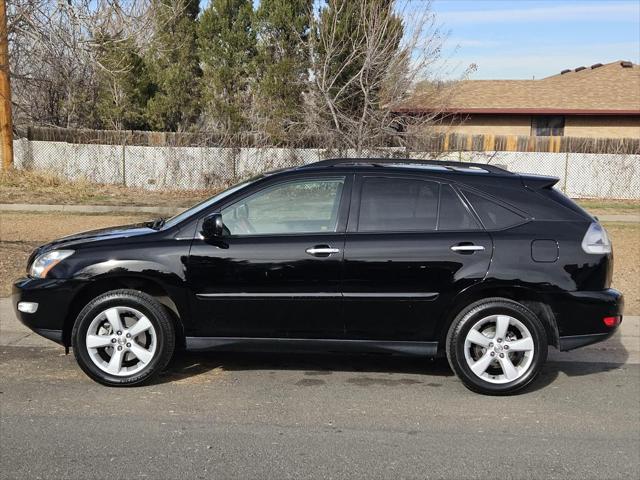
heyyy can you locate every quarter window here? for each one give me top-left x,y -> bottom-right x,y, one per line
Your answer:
438,185 -> 481,231
221,178 -> 345,235
463,191 -> 525,230
358,177 -> 439,232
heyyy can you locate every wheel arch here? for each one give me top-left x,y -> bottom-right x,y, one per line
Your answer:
63,275 -> 187,348
437,284 -> 560,349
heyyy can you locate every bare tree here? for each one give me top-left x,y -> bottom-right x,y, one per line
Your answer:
7,1 -> 156,128
305,0 -> 473,155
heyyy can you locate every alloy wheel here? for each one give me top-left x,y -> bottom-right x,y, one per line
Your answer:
463,314 -> 535,384
85,306 -> 157,377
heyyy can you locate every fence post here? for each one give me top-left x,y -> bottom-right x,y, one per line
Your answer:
121,142 -> 126,186
233,148 -> 238,181
563,152 -> 569,194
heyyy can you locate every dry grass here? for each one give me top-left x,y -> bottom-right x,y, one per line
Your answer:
577,198 -> 640,215
2,169 -> 639,217
0,169 -> 211,207
1,212 -> 638,314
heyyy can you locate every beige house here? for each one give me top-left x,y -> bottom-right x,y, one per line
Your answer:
399,60 -> 640,139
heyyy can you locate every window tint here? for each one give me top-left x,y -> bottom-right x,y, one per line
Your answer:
438,185 -> 480,231
221,178 -> 344,235
464,191 -> 525,230
358,177 -> 439,232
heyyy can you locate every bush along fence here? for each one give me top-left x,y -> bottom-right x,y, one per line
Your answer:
12,136 -> 640,199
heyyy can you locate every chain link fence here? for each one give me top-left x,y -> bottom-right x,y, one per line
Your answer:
12,138 -> 640,199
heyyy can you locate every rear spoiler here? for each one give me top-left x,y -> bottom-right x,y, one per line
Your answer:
520,174 -> 559,190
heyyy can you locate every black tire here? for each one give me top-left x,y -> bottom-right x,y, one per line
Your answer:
446,298 -> 547,395
72,289 -> 175,387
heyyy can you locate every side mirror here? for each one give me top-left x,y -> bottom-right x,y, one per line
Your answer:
201,213 -> 224,239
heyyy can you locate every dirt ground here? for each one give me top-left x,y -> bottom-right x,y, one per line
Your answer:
2,170 -> 639,216
605,222 -> 640,313
0,212 -> 149,297
1,212 -> 638,314
0,169 -> 211,207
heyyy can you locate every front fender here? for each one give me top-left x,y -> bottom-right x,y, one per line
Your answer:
70,258 -> 191,319
74,259 -> 179,281
59,253 -> 194,343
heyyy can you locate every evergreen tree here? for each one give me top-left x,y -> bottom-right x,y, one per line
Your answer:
94,34 -> 153,130
145,0 -> 201,131
254,0 -> 312,143
198,0 -> 256,136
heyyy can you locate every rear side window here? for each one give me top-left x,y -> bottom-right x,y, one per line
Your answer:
358,177 -> 439,232
438,185 -> 480,231
463,190 -> 526,230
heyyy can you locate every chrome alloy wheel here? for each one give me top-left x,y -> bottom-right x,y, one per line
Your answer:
463,314 -> 535,384
85,306 -> 157,377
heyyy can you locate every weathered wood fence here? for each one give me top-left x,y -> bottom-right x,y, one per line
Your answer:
16,126 -> 640,154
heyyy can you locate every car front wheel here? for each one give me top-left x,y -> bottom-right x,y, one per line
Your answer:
446,298 -> 547,395
72,289 -> 175,386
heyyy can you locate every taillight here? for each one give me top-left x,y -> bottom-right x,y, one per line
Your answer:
581,222 -> 611,254
603,316 -> 620,327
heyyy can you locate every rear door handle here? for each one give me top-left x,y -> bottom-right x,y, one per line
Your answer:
305,245 -> 340,257
451,244 -> 485,253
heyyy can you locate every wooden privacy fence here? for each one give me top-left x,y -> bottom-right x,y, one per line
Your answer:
433,132 -> 639,154
15,126 -> 640,154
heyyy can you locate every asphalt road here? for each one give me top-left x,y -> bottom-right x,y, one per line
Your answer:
1,299 -> 639,480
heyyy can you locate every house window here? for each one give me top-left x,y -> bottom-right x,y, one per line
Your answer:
531,116 -> 565,136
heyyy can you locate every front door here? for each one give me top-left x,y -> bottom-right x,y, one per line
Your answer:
187,175 -> 351,338
342,175 -> 493,341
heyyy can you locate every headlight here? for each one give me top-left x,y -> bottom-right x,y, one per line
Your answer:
29,250 -> 74,278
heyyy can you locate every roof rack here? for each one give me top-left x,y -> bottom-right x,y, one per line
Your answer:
300,158 -> 512,175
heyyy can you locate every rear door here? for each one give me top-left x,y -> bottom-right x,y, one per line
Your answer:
342,174 -> 493,341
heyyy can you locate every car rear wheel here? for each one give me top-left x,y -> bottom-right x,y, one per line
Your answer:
72,289 -> 175,386
446,298 -> 547,395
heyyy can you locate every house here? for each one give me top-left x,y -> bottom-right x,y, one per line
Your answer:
398,60 -> 640,139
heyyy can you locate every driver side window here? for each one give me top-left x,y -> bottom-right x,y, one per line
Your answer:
221,177 -> 345,235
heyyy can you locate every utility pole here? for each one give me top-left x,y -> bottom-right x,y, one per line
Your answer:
0,0 -> 13,170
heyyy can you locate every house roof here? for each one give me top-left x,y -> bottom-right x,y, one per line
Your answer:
397,60 -> 640,116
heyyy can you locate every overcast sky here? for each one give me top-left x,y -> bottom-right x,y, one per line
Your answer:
432,0 -> 640,79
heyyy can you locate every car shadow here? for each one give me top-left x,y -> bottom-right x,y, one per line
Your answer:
154,350 -> 454,385
522,330 -> 630,393
151,331 -> 630,390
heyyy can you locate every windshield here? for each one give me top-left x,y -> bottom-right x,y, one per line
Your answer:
161,177 -> 260,229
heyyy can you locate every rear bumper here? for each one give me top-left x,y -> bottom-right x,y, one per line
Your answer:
12,277 -> 83,346
556,288 -> 624,351
559,332 -> 616,351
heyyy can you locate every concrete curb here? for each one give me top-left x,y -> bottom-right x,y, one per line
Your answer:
0,203 -> 181,215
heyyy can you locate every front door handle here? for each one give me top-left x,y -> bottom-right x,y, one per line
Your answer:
305,245 -> 340,257
451,244 -> 485,253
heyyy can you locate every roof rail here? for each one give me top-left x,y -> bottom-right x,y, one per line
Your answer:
300,158 -> 512,175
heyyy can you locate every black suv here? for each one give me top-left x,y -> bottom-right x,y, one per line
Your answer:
13,159 -> 623,394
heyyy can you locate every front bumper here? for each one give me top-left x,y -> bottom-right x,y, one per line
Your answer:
12,277 -> 83,346
555,288 -> 624,351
